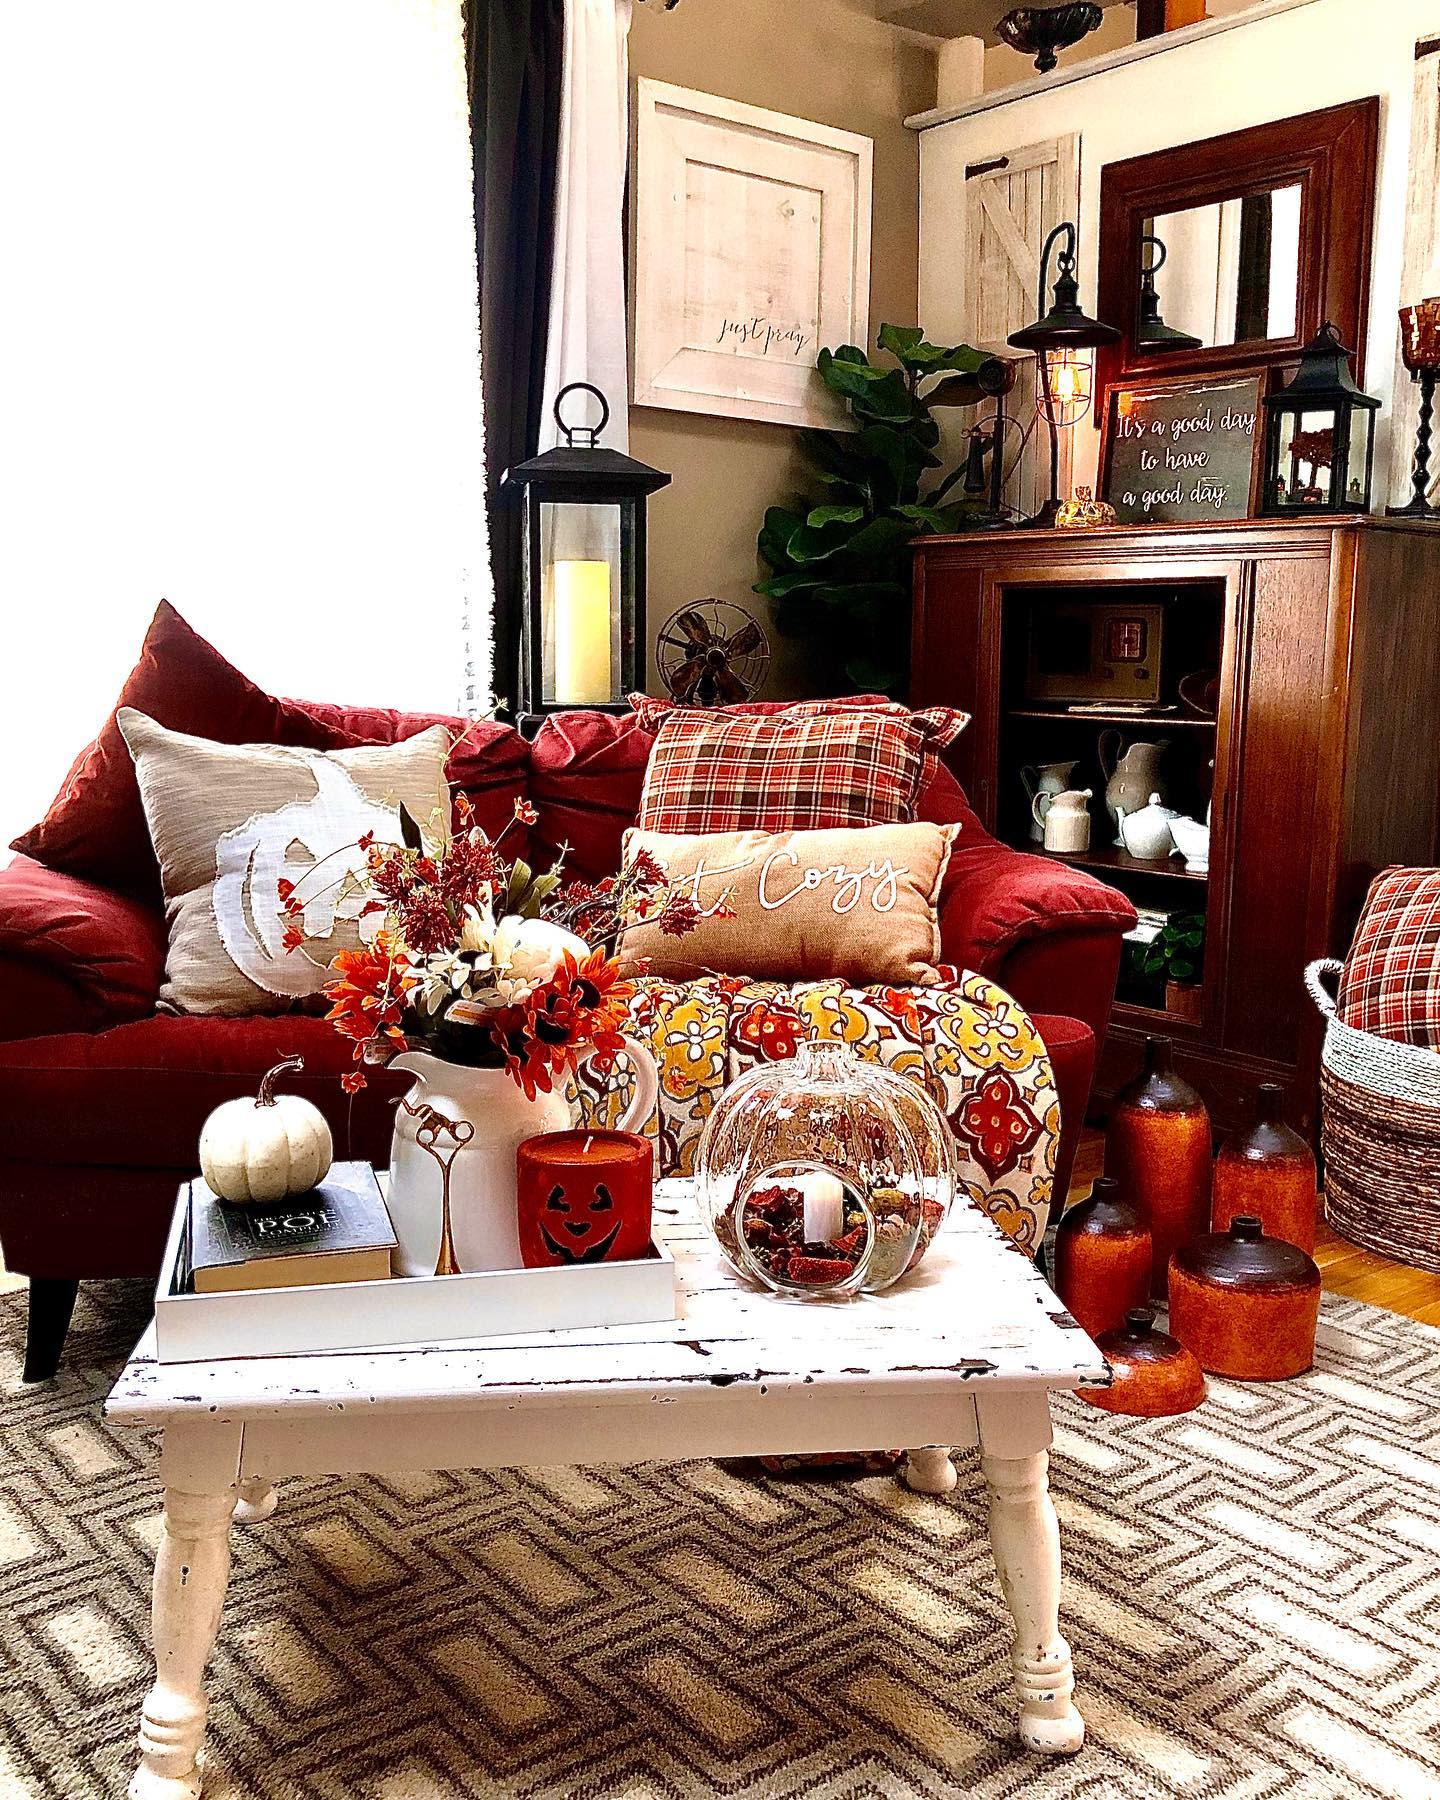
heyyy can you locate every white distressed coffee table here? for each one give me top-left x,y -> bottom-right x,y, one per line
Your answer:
106,1180 -> 1107,1798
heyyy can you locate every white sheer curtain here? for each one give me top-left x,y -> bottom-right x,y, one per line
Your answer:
541,0 -> 633,452
0,1 -> 491,855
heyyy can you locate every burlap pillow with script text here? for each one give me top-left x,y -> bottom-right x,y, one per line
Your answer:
620,824 -> 956,987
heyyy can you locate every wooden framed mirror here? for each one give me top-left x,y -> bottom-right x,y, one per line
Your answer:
1096,100 -> 1380,408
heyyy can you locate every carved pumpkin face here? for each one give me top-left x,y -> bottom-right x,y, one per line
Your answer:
516,1131 -> 654,1270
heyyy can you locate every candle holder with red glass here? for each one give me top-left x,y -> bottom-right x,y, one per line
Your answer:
694,1041 -> 957,1299
1388,297 -> 1440,520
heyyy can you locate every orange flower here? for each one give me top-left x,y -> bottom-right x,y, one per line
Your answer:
341,1069 -> 366,1095
323,931 -> 410,1055
282,923 -> 305,955
499,949 -> 634,1099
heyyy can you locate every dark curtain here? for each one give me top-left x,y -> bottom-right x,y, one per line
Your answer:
463,0 -> 564,712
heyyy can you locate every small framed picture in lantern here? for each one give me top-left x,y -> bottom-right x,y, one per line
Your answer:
502,383 -> 671,714
1260,323 -> 1379,517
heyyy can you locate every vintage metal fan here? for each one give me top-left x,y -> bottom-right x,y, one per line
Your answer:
656,601 -> 770,706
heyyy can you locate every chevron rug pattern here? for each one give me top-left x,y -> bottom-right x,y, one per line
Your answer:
1,1281 -> 1438,1800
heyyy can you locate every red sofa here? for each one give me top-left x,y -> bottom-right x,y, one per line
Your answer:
0,700 -> 1134,1380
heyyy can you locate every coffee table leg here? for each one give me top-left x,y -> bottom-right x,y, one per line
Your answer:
130,1486 -> 236,1800
903,1447 -> 958,1494
232,1478 -> 277,1524
977,1393 -> 1083,1755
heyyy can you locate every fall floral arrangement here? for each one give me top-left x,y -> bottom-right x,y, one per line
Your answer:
284,797 -> 704,1097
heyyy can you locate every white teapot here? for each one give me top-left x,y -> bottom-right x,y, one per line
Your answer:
1119,793 -> 1179,862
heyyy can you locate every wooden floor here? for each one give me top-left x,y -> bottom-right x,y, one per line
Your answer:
1070,1130 -> 1440,1328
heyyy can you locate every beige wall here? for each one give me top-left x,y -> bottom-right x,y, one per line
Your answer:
628,0 -> 935,697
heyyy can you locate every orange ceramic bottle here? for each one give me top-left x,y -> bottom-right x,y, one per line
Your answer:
1106,1036 -> 1211,1297
1211,1082 -> 1318,1253
1168,1215 -> 1321,1380
1081,1308 -> 1206,1417
1053,1176 -> 1153,1339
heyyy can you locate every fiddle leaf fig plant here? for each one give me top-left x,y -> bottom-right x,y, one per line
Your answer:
756,326 -> 993,694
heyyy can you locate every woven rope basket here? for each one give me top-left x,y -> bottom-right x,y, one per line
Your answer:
1306,959 -> 1440,1273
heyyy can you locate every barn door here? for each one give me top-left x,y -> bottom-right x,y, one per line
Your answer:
964,135 -> 1080,520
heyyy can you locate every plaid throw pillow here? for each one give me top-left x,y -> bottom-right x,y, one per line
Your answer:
636,705 -> 955,835
1338,868 -> 1440,1050
627,692 -> 970,749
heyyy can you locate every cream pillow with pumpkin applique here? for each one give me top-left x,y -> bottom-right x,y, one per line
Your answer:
118,707 -> 451,1016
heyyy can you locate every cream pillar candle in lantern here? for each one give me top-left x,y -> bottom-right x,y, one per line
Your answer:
551,559 -> 613,704
501,381 -> 670,713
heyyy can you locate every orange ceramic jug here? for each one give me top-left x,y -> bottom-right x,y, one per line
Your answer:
1053,1175 -> 1152,1339
1168,1216 -> 1321,1380
1106,1036 -> 1211,1297
1211,1082 -> 1318,1253
1081,1308 -> 1206,1417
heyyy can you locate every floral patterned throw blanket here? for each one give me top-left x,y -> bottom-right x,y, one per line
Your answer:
580,971 -> 1058,1257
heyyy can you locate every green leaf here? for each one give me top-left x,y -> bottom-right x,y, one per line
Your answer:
805,502 -> 865,528
519,870 -> 562,919
845,653 -> 903,694
894,502 -> 964,534
922,373 -> 988,409
505,859 -> 533,912
757,503 -> 806,571
877,324 -> 925,359
755,568 -> 830,599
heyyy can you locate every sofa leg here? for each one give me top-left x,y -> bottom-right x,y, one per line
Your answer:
23,1278 -> 79,1382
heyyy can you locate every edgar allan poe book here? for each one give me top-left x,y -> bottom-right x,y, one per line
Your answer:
187,1161 -> 395,1294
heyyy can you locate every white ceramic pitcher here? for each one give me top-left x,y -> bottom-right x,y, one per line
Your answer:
387,1042 -> 659,1277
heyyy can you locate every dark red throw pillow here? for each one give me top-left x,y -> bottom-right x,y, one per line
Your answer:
13,602 -> 532,899
11,602 -> 338,899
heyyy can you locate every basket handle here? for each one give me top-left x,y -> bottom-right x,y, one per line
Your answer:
1304,958 -> 1344,1018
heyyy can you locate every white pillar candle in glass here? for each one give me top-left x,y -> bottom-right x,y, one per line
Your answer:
796,1169 -> 845,1245
551,559 -> 612,704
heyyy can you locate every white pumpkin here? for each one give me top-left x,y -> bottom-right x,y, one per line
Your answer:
199,1055 -> 334,1203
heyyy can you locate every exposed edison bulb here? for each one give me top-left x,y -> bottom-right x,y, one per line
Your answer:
1042,349 -> 1093,427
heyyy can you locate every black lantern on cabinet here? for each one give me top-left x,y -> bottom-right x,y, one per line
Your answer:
1008,220 -> 1120,526
1260,323 -> 1380,516
1137,234 -> 1204,353
502,383 -> 671,713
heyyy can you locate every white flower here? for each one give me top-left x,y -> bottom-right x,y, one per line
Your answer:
457,897 -> 498,958
490,915 -> 590,997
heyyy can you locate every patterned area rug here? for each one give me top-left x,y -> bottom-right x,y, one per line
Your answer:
1,1283 -> 1438,1800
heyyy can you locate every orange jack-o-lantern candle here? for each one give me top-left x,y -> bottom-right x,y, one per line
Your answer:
516,1130 -> 654,1269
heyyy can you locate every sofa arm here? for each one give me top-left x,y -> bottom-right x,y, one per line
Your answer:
0,856 -> 165,1040
941,838 -> 1135,1003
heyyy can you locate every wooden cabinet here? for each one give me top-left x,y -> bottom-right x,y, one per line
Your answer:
911,518 -> 1440,1133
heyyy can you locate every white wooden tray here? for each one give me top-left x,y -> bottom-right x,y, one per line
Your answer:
151,1181 -> 678,1364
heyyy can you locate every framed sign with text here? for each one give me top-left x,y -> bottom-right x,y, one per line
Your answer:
630,80 -> 873,431
1100,374 -> 1265,524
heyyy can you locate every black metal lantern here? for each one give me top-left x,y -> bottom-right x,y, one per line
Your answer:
1137,235 -> 1203,354
502,382 -> 671,713
1260,323 -> 1380,517
1008,220 -> 1120,526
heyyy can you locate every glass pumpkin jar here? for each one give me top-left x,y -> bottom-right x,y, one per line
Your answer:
695,1041 -> 957,1298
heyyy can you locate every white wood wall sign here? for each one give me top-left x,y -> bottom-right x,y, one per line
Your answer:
631,79 -> 873,431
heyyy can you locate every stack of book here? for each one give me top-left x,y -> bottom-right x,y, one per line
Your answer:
185,1161 -> 396,1295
